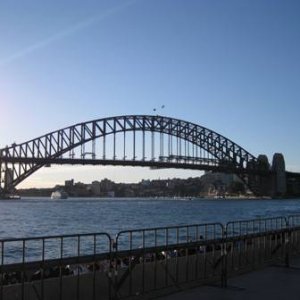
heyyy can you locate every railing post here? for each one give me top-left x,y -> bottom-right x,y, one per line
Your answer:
285,218 -> 290,268
110,238 -> 118,300
221,227 -> 227,288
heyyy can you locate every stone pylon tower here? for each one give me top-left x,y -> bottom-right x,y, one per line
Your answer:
271,153 -> 286,197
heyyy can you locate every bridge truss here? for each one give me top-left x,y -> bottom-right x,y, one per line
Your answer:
0,115 -> 263,195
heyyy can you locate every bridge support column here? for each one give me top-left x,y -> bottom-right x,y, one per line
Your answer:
0,162 -> 3,198
247,155 -> 272,196
0,165 -> 14,198
256,155 -> 272,196
271,153 -> 286,198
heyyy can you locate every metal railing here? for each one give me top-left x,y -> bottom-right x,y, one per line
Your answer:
113,223 -> 224,298
1,215 -> 300,300
0,233 -> 112,300
115,222 -> 224,251
287,215 -> 300,258
226,216 -> 287,237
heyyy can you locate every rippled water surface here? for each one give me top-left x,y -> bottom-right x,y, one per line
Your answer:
1,197 -> 300,239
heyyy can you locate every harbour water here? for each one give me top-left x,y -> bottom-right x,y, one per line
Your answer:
1,197 -> 300,239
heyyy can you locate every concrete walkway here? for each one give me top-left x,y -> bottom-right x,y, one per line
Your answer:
158,259 -> 300,300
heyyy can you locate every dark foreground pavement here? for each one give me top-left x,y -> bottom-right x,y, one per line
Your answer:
157,259 -> 300,300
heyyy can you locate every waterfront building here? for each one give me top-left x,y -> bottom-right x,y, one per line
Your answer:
91,181 -> 101,196
65,179 -> 74,188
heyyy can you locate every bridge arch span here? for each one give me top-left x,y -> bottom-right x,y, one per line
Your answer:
0,115 -> 257,194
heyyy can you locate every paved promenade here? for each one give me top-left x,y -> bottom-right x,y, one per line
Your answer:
158,259 -> 300,300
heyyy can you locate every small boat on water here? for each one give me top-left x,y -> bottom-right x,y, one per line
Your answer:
0,194 -> 21,200
173,196 -> 194,201
51,190 -> 68,200
8,194 -> 21,200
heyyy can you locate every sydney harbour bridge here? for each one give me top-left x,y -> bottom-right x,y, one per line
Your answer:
0,115 -> 298,198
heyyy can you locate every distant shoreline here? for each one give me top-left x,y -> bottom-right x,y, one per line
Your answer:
8,195 -> 300,200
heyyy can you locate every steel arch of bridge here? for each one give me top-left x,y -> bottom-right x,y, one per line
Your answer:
0,115 -> 260,194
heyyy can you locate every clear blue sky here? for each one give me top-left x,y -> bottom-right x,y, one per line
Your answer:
0,0 -> 299,188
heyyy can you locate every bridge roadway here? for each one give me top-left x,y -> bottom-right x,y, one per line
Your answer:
159,257 -> 300,300
0,156 -> 271,175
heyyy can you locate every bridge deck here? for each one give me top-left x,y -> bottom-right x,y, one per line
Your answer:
1,157 -> 271,175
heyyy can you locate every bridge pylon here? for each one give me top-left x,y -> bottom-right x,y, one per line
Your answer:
271,153 -> 286,197
246,153 -> 287,197
0,166 -> 14,198
245,154 -> 272,196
